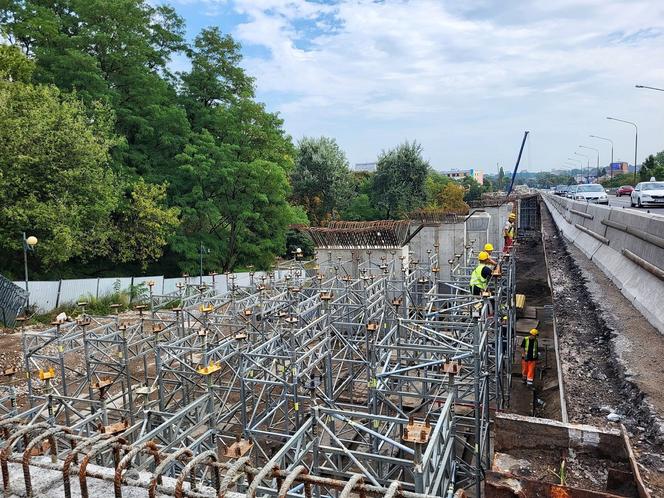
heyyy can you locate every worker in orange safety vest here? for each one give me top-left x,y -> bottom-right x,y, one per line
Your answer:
521,328 -> 539,386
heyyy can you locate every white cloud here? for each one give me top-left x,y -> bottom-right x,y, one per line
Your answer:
181,0 -> 664,169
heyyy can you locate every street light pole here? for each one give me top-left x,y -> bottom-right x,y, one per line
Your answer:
22,233 -> 38,310
574,151 -> 591,183
579,145 -> 600,181
635,84 -> 664,92
589,135 -> 614,179
607,117 -> 638,184
566,158 -> 583,183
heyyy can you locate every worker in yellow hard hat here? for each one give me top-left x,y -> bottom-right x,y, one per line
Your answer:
469,251 -> 493,296
520,328 -> 539,386
483,243 -> 498,266
503,212 -> 517,254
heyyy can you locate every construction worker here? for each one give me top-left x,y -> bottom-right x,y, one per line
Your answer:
469,251 -> 492,296
503,213 -> 516,253
520,328 -> 539,386
483,243 -> 498,266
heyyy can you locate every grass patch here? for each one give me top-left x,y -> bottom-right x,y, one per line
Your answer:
27,281 -> 149,325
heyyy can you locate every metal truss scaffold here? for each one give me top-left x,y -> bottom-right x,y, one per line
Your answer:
3,248 -> 516,498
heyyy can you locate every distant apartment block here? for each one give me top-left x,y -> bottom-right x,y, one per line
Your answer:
354,162 -> 377,172
439,168 -> 484,185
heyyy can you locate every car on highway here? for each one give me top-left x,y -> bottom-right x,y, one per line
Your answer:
573,184 -> 609,204
616,185 -> 634,197
554,185 -> 568,196
630,181 -> 664,207
565,185 -> 578,198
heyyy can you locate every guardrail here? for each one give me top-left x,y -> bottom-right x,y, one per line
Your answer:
542,193 -> 664,333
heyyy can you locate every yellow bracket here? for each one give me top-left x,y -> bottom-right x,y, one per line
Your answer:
38,367 -> 55,380
197,361 -> 221,375
199,304 -> 214,313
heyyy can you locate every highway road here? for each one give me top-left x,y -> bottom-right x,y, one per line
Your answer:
608,193 -> 664,215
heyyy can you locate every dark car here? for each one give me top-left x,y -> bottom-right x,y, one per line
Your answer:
616,185 -> 634,197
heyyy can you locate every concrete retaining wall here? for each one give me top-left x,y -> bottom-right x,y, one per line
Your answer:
543,194 -> 664,333
408,203 -> 514,279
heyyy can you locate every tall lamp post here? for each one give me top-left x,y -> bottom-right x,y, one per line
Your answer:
22,233 -> 38,310
579,145 -> 600,181
635,84 -> 664,92
566,158 -> 582,184
590,135 -> 614,179
574,151 -> 591,183
607,117 -> 638,184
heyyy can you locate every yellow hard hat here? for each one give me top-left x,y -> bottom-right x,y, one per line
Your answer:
484,243 -> 494,252
478,251 -> 489,261
509,213 -> 516,220
529,328 -> 539,336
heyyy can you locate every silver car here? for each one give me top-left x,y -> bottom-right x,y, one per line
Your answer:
573,184 -> 609,204
631,181 -> 664,207
566,185 -> 578,198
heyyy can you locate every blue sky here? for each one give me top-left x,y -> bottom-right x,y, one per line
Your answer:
164,0 -> 664,173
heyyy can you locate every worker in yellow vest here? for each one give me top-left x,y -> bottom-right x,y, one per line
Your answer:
521,328 -> 539,386
470,252 -> 492,296
503,212 -> 516,253
483,243 -> 498,266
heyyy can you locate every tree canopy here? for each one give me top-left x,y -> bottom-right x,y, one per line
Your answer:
0,1 -> 298,278
371,141 -> 429,219
0,49 -> 179,275
639,153 -> 664,182
291,136 -> 353,224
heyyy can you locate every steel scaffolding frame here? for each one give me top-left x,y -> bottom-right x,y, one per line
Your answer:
3,247 -> 516,497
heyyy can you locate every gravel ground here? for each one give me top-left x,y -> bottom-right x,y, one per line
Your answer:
541,201 -> 664,495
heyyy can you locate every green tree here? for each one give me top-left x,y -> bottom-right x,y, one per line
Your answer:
174,130 -> 294,272
109,179 -> 180,269
424,171 -> 451,206
460,176 -> 483,202
640,155 -> 655,182
435,183 -> 469,214
171,28 -> 295,272
0,47 -> 181,277
497,166 -> 506,191
0,74 -> 121,270
291,136 -> 354,224
340,172 -> 379,221
1,0 -> 191,177
639,154 -> 664,181
371,141 -> 429,219
179,27 -> 254,119
0,44 -> 34,81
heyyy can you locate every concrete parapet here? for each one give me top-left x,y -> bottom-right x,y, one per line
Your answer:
543,194 -> 664,333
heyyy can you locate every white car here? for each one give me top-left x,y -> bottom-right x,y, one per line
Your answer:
631,181 -> 664,207
573,184 -> 609,204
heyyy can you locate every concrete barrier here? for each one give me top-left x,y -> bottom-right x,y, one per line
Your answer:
542,194 -> 664,334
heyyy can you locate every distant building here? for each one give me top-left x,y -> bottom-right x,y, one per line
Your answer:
610,162 -> 630,174
354,162 -> 377,172
439,168 -> 484,185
